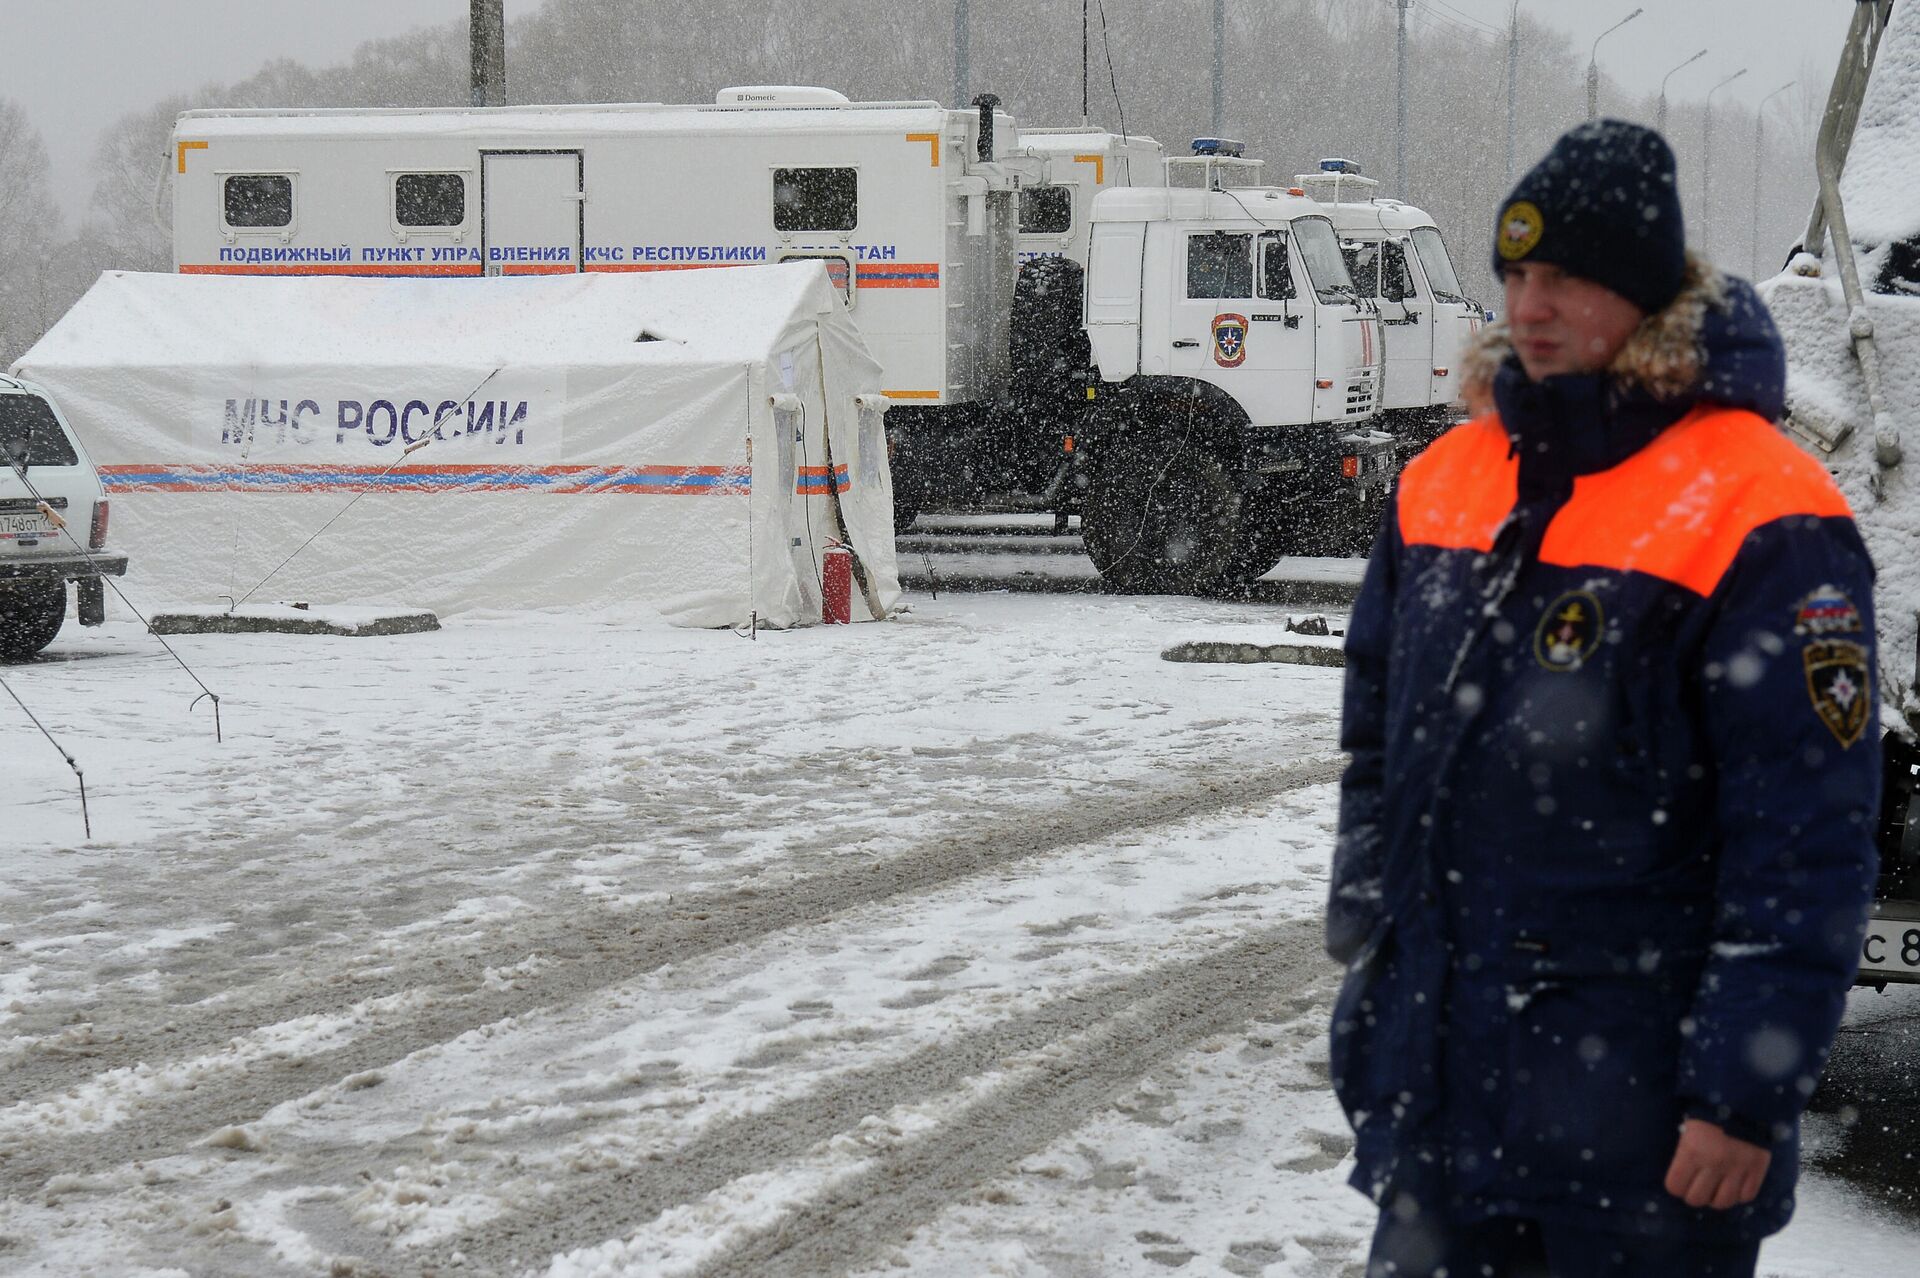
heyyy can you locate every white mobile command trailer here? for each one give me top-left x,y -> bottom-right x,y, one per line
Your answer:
1296,159 -> 1482,450
171,89 -> 1030,417
169,96 -> 1391,594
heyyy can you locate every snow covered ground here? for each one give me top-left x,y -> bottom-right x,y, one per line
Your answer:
1,592 -> 1916,1276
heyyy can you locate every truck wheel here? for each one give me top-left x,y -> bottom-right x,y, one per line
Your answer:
1085,446 -> 1241,593
0,581 -> 67,663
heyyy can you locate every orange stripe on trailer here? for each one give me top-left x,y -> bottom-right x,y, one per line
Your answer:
179,263 -> 485,277
499,263 -> 578,275
176,140 -> 207,173
583,262 -> 750,272
882,390 -> 941,400
1072,154 -> 1106,184
906,132 -> 942,166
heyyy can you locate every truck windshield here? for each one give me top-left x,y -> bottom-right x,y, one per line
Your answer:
1292,217 -> 1358,304
1411,226 -> 1469,304
0,395 -> 79,469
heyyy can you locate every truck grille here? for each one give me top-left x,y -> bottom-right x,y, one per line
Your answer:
1344,368 -> 1378,418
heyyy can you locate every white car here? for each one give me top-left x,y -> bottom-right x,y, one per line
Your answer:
0,374 -> 128,661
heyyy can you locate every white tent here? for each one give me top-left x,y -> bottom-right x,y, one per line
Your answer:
13,264 -> 900,628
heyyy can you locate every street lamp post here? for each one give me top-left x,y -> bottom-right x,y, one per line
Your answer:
1587,7 -> 1644,121
1702,68 -> 1748,261
1753,80 -> 1798,277
1657,48 -> 1708,135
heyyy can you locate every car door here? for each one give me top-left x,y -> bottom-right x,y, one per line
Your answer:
1375,238 -> 1433,410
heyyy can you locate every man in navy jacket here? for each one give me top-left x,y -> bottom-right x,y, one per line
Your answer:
1328,121 -> 1880,1277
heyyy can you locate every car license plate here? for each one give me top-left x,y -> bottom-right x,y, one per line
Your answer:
0,511 -> 49,539
1860,912 -> 1920,980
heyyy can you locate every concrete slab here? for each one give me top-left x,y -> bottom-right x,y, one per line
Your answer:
1160,636 -> 1346,668
148,604 -> 440,638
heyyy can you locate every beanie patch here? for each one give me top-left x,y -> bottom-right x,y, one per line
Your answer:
1498,200 -> 1545,262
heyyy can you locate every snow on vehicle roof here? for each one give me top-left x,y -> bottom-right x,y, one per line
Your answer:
1016,128 -> 1162,152
1089,186 -> 1324,225
1838,0 -> 1920,246
1317,201 -> 1440,235
175,101 -> 961,141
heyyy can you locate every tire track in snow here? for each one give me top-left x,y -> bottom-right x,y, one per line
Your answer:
0,756 -> 1342,1195
402,922 -> 1335,1277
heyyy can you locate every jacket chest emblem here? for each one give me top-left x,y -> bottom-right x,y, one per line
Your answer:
1534,591 -> 1603,672
1797,586 -> 1871,748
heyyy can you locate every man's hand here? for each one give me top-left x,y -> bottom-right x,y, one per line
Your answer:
1663,1118 -> 1772,1209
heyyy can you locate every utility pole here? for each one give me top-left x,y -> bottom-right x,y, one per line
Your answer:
1587,8 -> 1643,122
1703,67 -> 1748,263
953,0 -> 970,110
1082,0 -> 1090,126
1657,48 -> 1708,135
1506,1 -> 1520,182
1212,0 -> 1226,137
1753,80 -> 1797,277
1397,0 -> 1409,197
469,0 -> 505,108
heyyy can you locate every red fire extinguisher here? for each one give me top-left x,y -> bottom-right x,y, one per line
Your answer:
822,543 -> 853,624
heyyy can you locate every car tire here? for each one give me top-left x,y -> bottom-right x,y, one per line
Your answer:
0,581 -> 67,663
1084,444 -> 1241,594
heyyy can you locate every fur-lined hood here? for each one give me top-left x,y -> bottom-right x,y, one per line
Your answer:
1461,253 -> 1787,422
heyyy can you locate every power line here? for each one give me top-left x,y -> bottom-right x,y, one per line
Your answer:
1427,0 -> 1503,36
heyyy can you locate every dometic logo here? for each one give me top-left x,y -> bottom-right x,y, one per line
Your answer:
1498,200 -> 1545,261
1212,313 -> 1248,368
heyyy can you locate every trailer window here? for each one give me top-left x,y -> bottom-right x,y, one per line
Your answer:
395,173 -> 466,227
1258,232 -> 1296,301
773,168 -> 858,232
1410,226 -> 1467,303
224,174 -> 293,229
1020,186 -> 1072,235
1187,233 -> 1252,299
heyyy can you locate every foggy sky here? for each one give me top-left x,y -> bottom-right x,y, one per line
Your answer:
1,0 -> 1859,222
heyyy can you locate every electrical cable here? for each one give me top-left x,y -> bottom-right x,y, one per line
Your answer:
1095,0 -> 1127,140
232,365 -> 504,609
3,451 -> 226,742
0,666 -> 91,839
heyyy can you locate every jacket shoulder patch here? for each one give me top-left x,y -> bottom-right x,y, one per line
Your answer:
1797,586 -> 1871,748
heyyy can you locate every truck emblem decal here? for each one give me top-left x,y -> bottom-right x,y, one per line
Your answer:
1534,590 -> 1602,672
1212,313 -> 1248,367
1498,200 -> 1545,261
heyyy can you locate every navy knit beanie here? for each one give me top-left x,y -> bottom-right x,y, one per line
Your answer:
1492,119 -> 1687,315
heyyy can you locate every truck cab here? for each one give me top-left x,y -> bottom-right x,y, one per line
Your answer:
1297,159 -> 1481,449
1072,154 -> 1393,590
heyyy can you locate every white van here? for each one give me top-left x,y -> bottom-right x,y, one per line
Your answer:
0,374 -> 128,660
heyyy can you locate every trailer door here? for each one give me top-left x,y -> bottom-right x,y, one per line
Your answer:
481,150 -> 583,276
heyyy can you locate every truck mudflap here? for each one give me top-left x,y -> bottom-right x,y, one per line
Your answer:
0,554 -> 129,581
